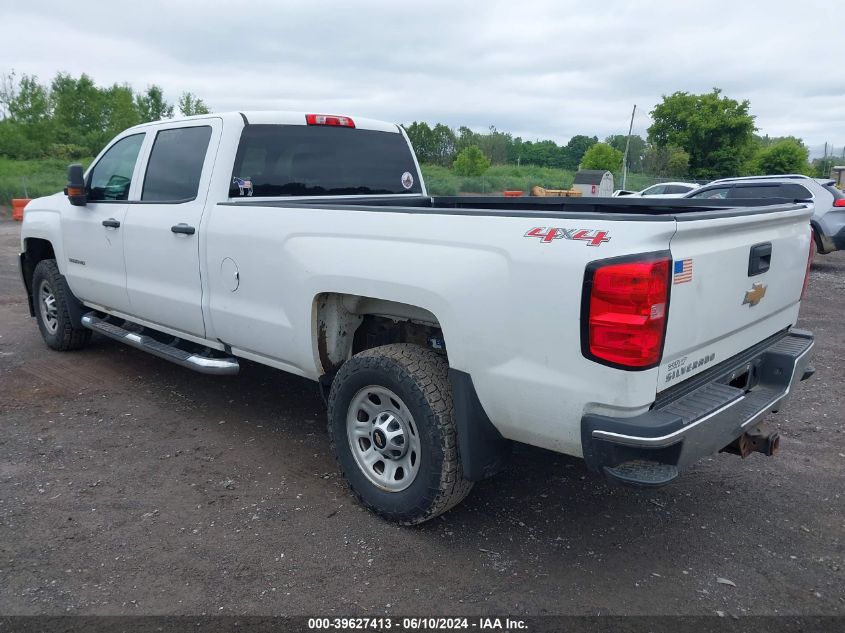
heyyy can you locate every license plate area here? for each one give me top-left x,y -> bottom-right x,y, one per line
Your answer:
720,359 -> 762,393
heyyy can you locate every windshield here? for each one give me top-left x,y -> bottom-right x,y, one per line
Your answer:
229,124 -> 422,197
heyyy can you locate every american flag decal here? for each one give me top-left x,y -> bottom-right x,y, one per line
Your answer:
673,259 -> 693,284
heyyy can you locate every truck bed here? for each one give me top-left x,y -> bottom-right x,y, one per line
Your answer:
224,194 -> 803,218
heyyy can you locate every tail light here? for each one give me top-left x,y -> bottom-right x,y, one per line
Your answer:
833,199 -> 845,207
305,114 -> 355,128
802,229 -> 814,299
581,254 -> 671,369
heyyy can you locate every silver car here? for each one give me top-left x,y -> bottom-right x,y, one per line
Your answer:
614,181 -> 700,198
685,175 -> 845,254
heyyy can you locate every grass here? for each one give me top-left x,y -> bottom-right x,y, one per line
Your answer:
421,164 -> 577,196
421,164 -> 666,195
0,157 -> 92,211
0,158 -> 666,213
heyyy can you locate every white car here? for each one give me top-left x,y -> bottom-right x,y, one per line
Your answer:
614,182 -> 701,198
19,111 -> 815,523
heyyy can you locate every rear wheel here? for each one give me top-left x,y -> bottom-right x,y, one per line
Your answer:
32,259 -> 91,351
327,344 -> 473,524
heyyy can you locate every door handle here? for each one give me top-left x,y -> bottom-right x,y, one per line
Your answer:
171,223 -> 196,235
102,218 -> 121,228
748,242 -> 772,276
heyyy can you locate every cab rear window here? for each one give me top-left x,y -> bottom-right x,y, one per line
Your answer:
229,124 -> 422,197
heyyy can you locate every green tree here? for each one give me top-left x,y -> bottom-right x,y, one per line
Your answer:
0,71 -> 211,159
643,145 -> 690,178
8,75 -> 50,125
580,142 -> 623,171
135,85 -> 173,122
454,126 -> 479,155
404,121 -> 440,165
648,88 -> 756,179
605,134 -> 646,172
100,84 -> 140,146
0,70 -> 17,119
430,123 -> 457,166
5,74 -> 53,157
748,138 -> 809,175
50,73 -> 106,153
178,91 -> 210,116
404,122 -> 459,166
475,125 -> 511,165
562,135 -> 598,170
507,136 -> 525,164
452,145 -> 490,176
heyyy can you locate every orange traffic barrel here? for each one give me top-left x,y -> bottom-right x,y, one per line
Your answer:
12,198 -> 31,222
503,190 -> 524,197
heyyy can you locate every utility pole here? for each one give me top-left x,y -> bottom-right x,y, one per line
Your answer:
621,104 -> 636,190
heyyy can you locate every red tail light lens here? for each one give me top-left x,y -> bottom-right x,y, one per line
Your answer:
833,199 -> 845,207
802,229 -> 814,299
305,114 -> 355,128
583,256 -> 671,369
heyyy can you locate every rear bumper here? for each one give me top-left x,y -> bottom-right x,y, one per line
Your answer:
581,329 -> 814,486
813,220 -> 845,254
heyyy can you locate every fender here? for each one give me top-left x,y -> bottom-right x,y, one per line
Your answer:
20,203 -> 67,273
19,251 -> 87,326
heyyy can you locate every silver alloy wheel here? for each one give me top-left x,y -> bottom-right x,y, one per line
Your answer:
38,279 -> 59,334
347,385 -> 421,492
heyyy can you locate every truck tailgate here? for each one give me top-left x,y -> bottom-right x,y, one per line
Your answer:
658,204 -> 813,391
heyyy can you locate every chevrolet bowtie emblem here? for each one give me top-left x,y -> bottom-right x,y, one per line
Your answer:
743,282 -> 767,307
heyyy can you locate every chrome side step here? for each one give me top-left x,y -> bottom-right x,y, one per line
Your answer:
81,313 -> 239,375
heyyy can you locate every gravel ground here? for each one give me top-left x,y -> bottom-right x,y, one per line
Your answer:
0,218 -> 842,616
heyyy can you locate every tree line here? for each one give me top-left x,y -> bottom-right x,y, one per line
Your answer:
406,89 -> 828,180
0,74 -> 833,181
0,71 -> 209,160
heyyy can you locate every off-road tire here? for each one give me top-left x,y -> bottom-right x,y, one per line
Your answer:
327,344 -> 473,524
31,259 -> 91,351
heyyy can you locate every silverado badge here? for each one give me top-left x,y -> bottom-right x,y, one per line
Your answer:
743,282 -> 767,307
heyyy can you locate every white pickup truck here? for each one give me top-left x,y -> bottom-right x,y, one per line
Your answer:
19,111 -> 816,524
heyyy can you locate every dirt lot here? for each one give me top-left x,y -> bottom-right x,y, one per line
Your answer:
0,218 -> 842,617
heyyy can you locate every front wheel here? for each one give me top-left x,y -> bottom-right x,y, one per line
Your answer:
31,259 -> 91,351
327,344 -> 473,524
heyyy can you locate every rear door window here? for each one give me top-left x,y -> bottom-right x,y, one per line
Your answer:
690,187 -> 730,199
727,185 -> 782,198
229,124 -> 422,197
664,184 -> 692,194
142,126 -> 212,202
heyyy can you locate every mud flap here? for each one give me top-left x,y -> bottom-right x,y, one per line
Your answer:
448,369 -> 512,481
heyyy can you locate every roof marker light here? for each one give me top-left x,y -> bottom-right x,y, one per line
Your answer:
306,114 -> 355,128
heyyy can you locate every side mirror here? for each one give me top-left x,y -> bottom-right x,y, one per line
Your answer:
65,164 -> 87,206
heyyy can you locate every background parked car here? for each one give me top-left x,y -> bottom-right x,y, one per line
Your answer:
684,175 -> 845,254
613,181 -> 700,198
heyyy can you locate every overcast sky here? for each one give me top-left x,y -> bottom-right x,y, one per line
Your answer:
1,0 -> 842,156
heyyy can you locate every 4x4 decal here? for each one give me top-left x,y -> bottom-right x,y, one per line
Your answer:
524,227 -> 611,246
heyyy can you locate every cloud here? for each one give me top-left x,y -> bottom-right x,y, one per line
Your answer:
1,0 -> 841,154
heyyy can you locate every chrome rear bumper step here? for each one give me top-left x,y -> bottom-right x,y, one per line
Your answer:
81,313 -> 239,375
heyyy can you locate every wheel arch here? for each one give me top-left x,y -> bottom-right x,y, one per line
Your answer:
810,220 -> 833,254
312,293 -> 511,482
21,238 -> 58,316
311,292 -> 446,379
